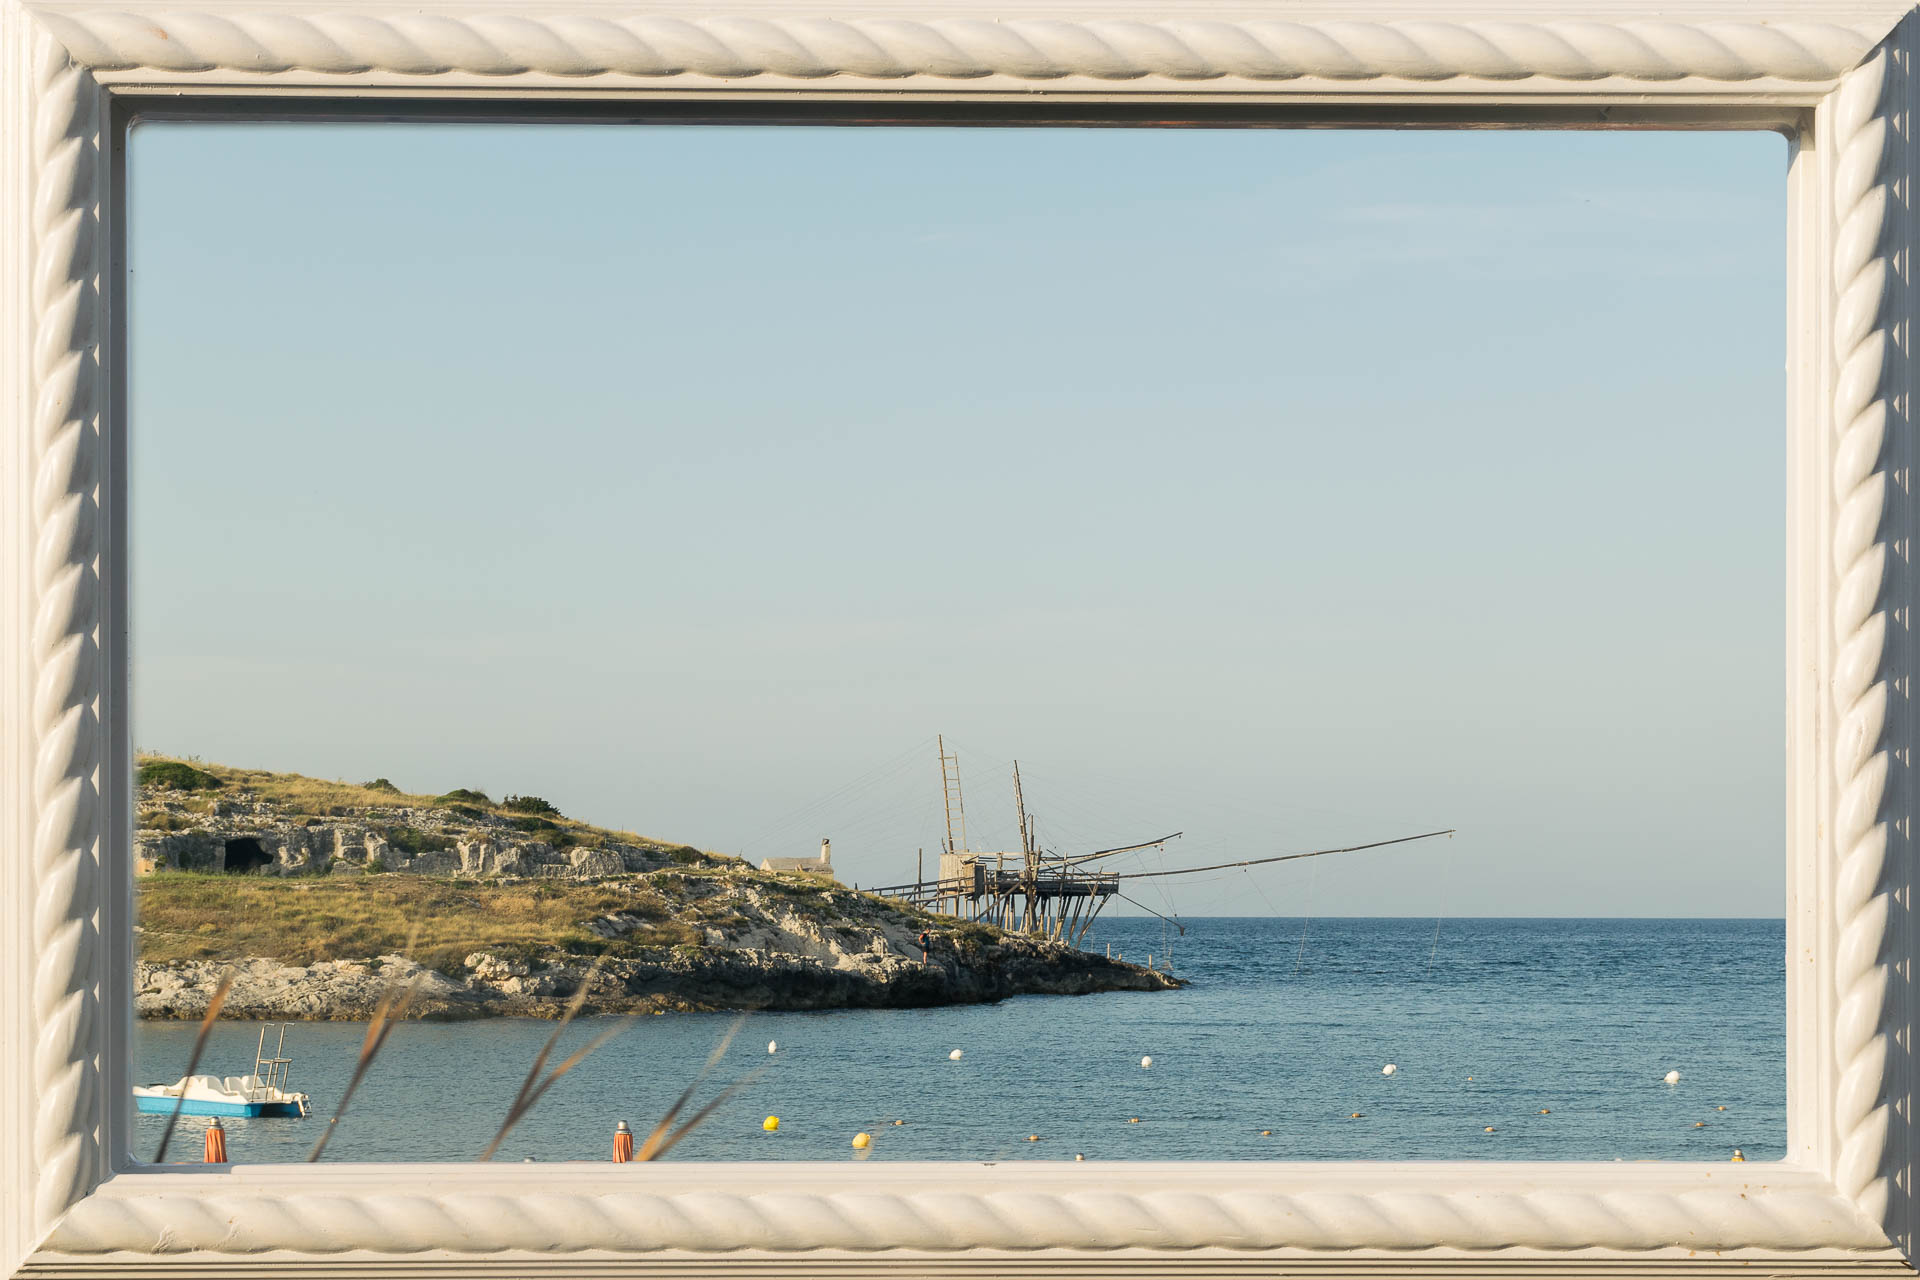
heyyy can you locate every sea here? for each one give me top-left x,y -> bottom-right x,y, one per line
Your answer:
133,917 -> 1783,1165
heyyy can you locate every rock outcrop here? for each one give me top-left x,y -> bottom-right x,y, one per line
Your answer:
136,928 -> 1180,1021
136,801 -> 680,883
133,761 -> 1184,1019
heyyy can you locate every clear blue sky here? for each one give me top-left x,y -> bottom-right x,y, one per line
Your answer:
129,122 -> 1787,916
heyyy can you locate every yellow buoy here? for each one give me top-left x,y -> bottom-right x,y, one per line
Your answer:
1694,1121 -> 1707,1128
1539,1109 -> 1551,1115
1717,1106 -> 1728,1111
1074,1153 -> 1085,1161
1350,1112 -> 1363,1119
1731,1149 -> 1746,1162
851,1132 -> 871,1149
892,1119 -> 904,1126
763,1116 -> 780,1132
1128,1117 -> 1140,1124
1027,1134 -> 1040,1142
1484,1126 -> 1496,1133
1260,1130 -> 1272,1136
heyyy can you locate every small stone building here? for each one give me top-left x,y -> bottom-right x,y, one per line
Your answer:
760,837 -> 836,881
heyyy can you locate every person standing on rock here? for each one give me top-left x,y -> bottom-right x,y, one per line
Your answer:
917,930 -> 933,966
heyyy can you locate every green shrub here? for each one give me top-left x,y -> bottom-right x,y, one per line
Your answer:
950,922 -> 998,953
383,825 -> 454,856
505,814 -> 562,837
139,810 -> 191,832
502,795 -> 559,817
669,846 -> 703,866
435,788 -> 491,806
139,760 -> 222,792
366,857 -> 388,874
363,778 -> 401,794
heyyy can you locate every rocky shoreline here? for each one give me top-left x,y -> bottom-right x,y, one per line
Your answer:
137,937 -> 1181,1021
133,757 -> 1185,1020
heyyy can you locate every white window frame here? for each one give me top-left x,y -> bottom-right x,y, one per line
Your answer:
3,1 -> 1917,1274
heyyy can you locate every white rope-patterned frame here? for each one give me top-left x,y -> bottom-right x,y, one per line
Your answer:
2,2 -> 1917,1276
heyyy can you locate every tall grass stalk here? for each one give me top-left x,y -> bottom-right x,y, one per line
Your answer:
306,972 -> 424,1161
151,969 -> 235,1164
308,923 -> 427,1162
633,1014 -> 758,1161
479,960 -> 630,1161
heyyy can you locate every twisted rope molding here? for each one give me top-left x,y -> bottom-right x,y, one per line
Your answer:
31,12 -> 1879,83
13,4 -> 1911,1266
38,1185 -> 1895,1255
28,31 -> 104,1243
1827,46 -> 1901,1225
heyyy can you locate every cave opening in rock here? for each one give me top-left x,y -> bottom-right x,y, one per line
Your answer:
223,837 -> 272,875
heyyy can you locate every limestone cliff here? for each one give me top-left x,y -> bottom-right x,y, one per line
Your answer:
133,758 -> 1181,1018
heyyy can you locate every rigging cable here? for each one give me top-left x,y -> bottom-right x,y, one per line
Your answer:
1240,866 -> 1282,917
1117,892 -> 1186,935
1108,829 -> 1455,880
1294,861 -> 1317,976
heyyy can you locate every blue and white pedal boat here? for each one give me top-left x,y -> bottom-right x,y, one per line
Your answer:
134,1024 -> 311,1118
133,1073 -> 309,1117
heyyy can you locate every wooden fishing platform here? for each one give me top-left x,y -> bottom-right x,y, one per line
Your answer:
867,736 -> 1456,951
867,738 -> 1172,946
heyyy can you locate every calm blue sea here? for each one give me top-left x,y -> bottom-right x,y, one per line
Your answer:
133,917 -> 1783,1164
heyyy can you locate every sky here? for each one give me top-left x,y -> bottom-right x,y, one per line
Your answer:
128,122 -> 1787,917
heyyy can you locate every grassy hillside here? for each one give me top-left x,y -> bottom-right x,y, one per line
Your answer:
132,756 -> 983,977
136,755 -> 697,856
138,872 -> 697,969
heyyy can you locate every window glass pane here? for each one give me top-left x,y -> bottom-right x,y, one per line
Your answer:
130,123 -> 1783,1163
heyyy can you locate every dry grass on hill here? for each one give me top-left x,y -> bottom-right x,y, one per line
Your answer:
136,873 -> 702,970
135,754 -> 684,853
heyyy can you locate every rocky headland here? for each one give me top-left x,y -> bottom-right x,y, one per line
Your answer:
135,758 -> 1180,1020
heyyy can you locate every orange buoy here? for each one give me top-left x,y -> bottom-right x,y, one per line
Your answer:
1350,1113 -> 1363,1119
613,1120 -> 634,1162
204,1119 -> 228,1164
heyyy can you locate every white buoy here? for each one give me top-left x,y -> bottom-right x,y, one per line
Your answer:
1382,1064 -> 1398,1076
1141,1056 -> 1153,1069
1664,1070 -> 1682,1084
949,1049 -> 963,1061
767,1040 -> 778,1055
